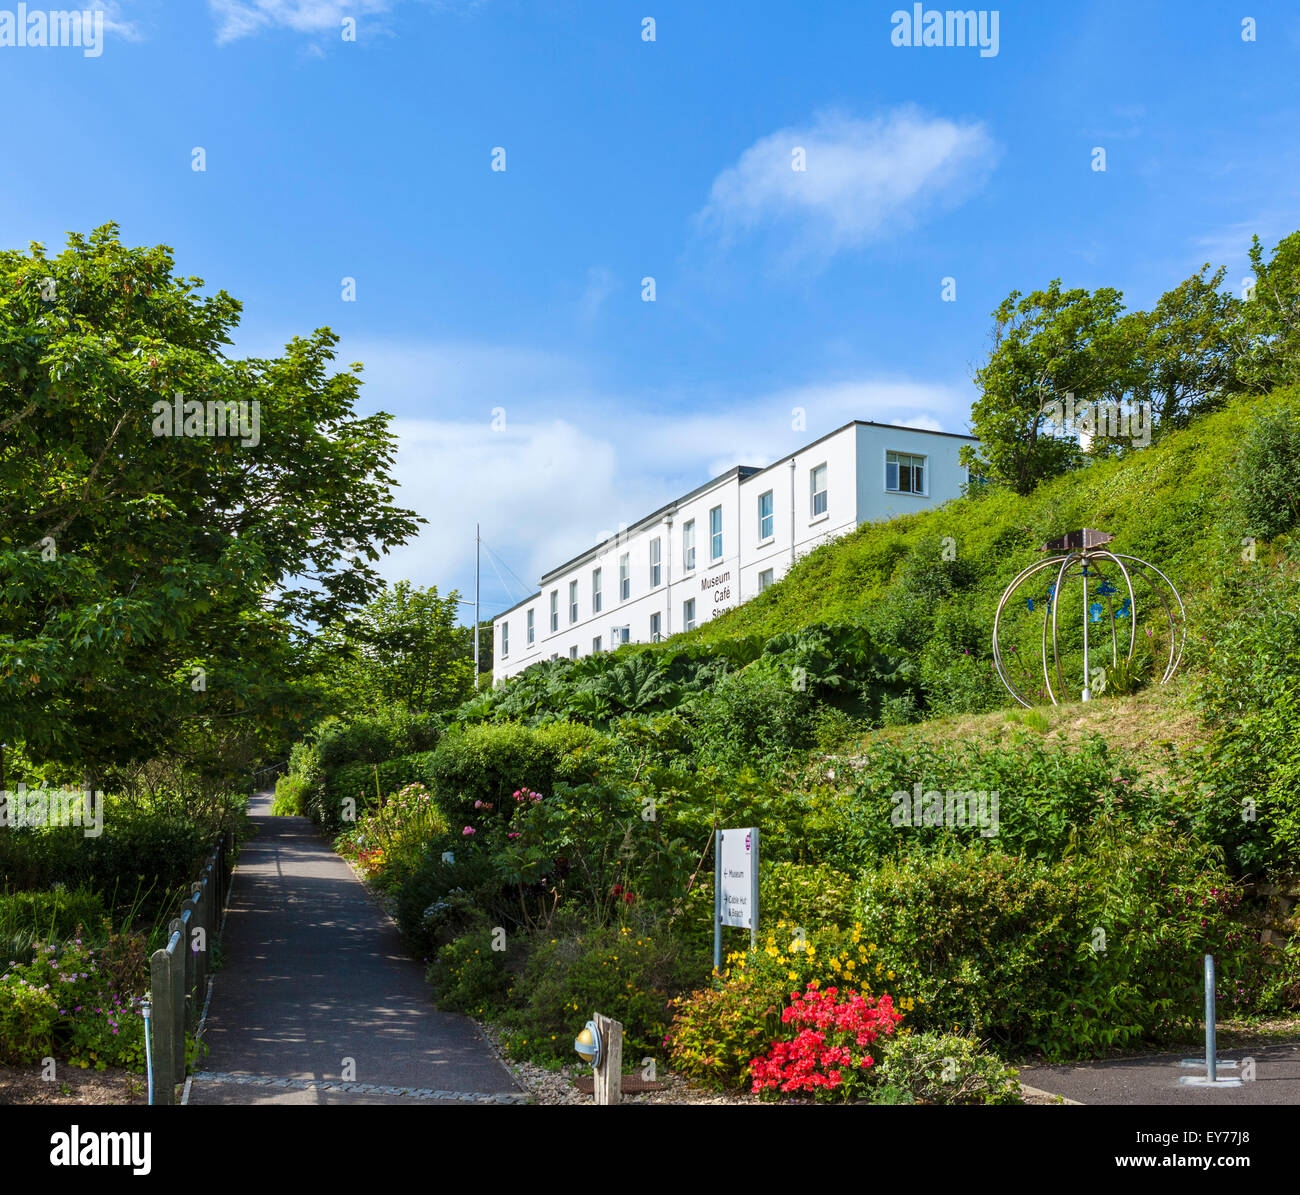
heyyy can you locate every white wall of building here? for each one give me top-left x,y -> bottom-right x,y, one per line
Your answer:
491,421 -> 975,683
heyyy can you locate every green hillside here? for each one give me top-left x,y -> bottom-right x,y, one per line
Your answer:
693,386 -> 1296,654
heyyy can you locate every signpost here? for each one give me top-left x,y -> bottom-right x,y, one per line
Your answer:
714,826 -> 759,972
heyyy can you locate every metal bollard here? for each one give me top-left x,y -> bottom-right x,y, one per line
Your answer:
1178,954 -> 1241,1087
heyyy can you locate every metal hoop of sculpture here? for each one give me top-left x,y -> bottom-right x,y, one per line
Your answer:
992,529 -> 1185,707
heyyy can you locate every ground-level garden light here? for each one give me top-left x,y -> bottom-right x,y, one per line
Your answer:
574,1019 -> 603,1068
992,528 -> 1186,707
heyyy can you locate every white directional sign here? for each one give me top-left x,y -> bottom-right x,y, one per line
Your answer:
716,827 -> 759,930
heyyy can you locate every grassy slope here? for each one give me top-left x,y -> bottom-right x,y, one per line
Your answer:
657,388 -> 1296,762
689,388 -> 1297,647
857,673 -> 1202,774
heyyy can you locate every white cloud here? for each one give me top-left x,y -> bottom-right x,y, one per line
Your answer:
206,0 -> 481,43
699,107 -> 997,260
208,0 -> 388,42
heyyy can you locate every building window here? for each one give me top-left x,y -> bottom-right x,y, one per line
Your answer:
549,590 -> 558,633
710,505 -> 723,561
758,490 -> 774,540
886,451 -> 925,494
592,568 -> 602,614
569,645 -> 578,659
614,625 -> 630,645
650,611 -> 661,642
619,553 -> 630,601
683,520 -> 696,572
568,580 -> 578,624
649,537 -> 661,588
810,463 -> 828,517
526,608 -> 535,645
759,568 -> 774,593
683,598 -> 696,631
593,635 -> 602,653
501,622 -> 509,657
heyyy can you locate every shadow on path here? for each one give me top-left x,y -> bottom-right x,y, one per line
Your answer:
187,791 -> 522,1105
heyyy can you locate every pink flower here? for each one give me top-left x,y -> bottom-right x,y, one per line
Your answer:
462,826 -> 476,836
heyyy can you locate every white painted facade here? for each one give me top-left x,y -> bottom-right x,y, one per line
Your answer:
491,420 -> 977,683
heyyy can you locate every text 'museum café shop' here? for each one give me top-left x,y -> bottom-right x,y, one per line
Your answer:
491,420 -> 978,684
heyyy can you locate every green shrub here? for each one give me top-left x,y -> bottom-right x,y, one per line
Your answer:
1187,558 -> 1300,874
425,921 -> 518,1017
393,836 -> 511,957
426,721 -> 609,824
0,811 -> 211,924
876,1031 -> 1022,1105
854,828 -> 1262,1058
502,917 -> 705,1064
0,889 -> 108,953
271,773 -> 311,816
800,735 -> 1172,874
691,664 -> 818,768
0,980 -> 59,1063
315,751 -> 438,833
1229,405 -> 1300,540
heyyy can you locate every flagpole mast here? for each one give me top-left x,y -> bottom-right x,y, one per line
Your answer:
474,522 -> 481,690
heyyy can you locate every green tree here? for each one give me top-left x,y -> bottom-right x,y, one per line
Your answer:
312,581 -> 475,714
1133,264 -> 1242,432
1231,232 -> 1300,393
0,225 -> 421,771
962,281 -> 1134,494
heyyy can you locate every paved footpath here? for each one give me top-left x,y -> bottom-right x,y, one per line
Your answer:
187,791 -> 524,1105
1019,1040 -> 1300,1105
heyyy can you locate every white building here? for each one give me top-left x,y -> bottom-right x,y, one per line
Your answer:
491,420 -> 977,684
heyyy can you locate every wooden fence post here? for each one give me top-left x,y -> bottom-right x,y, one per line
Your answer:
149,944 -> 176,1105
169,918 -> 186,1086
593,1012 -> 623,1106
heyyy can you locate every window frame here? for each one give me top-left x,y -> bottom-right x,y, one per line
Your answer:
592,567 -> 602,614
885,450 -> 926,496
758,489 -> 774,541
683,519 -> 696,572
526,607 -> 535,645
759,568 -> 774,593
568,579 -> 579,624
709,504 -> 723,561
549,590 -> 558,633
683,597 -> 696,632
649,537 -> 662,588
619,552 -> 630,601
810,463 -> 828,518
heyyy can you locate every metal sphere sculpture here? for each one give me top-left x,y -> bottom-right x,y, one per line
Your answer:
992,529 -> 1186,707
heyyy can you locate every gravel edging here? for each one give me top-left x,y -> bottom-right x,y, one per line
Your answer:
471,1017 -> 760,1105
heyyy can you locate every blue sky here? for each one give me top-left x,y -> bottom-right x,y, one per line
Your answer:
4,0 -> 1299,616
